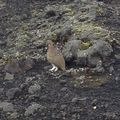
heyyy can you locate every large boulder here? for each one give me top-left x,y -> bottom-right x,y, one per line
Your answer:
62,40 -> 81,62
63,40 -> 113,68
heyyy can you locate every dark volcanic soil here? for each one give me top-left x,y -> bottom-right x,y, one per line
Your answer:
0,0 -> 120,120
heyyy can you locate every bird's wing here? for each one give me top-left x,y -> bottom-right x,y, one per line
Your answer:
52,49 -> 65,69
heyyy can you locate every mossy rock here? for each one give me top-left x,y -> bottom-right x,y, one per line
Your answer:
73,23 -> 108,40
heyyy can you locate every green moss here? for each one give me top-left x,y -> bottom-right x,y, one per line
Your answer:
79,14 -> 89,21
71,73 -> 110,88
73,23 -> 107,36
15,24 -> 32,49
19,23 -> 29,32
31,9 -> 42,17
96,6 -> 105,15
79,41 -> 92,50
15,34 -> 30,48
62,5 -> 75,16
75,23 -> 100,32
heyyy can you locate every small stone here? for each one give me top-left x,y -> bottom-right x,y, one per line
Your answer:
6,88 -> 21,100
51,113 -> 56,118
27,95 -> 39,102
92,66 -> 105,73
4,59 -> 22,74
52,104 -> 58,109
109,66 -> 114,73
71,97 -> 78,103
77,75 -> 85,80
60,105 -> 67,110
115,76 -> 119,81
20,83 -> 28,90
0,40 -> 6,46
19,57 -> 34,71
25,77 -> 34,83
60,87 -> 68,92
0,102 -> 15,112
10,112 -> 18,119
0,88 -> 4,95
40,95 -> 47,99
91,99 -> 97,106
93,106 -> 97,110
103,112 -> 116,119
4,73 -> 14,80
45,6 -> 56,18
115,54 -> 120,60
24,103 -> 42,116
59,80 -> 67,85
28,84 -> 41,94
0,49 -> 3,58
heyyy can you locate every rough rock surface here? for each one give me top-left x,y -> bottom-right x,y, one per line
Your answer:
6,87 -> 21,100
0,102 -> 15,112
63,40 -> 113,68
28,84 -> 41,94
24,103 -> 43,116
63,40 -> 81,61
0,0 -> 120,119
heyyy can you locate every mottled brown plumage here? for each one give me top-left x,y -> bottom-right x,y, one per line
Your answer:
47,40 -> 66,71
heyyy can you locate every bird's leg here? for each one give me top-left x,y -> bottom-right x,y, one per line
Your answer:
54,66 -> 58,72
50,64 -> 56,72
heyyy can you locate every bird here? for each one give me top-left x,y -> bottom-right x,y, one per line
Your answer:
47,40 -> 66,72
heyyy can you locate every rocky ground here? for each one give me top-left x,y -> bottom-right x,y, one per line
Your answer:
0,0 -> 120,120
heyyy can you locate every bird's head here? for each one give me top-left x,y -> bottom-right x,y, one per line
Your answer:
47,40 -> 54,47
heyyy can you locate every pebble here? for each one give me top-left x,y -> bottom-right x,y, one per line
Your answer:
0,88 -> 4,95
60,105 -> 67,110
60,87 -> 68,92
6,88 -> 21,100
59,80 -> 67,85
24,103 -> 42,116
0,102 -> 15,112
28,84 -> 41,94
4,73 -> 14,80
10,112 -> 18,119
71,97 -> 78,103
